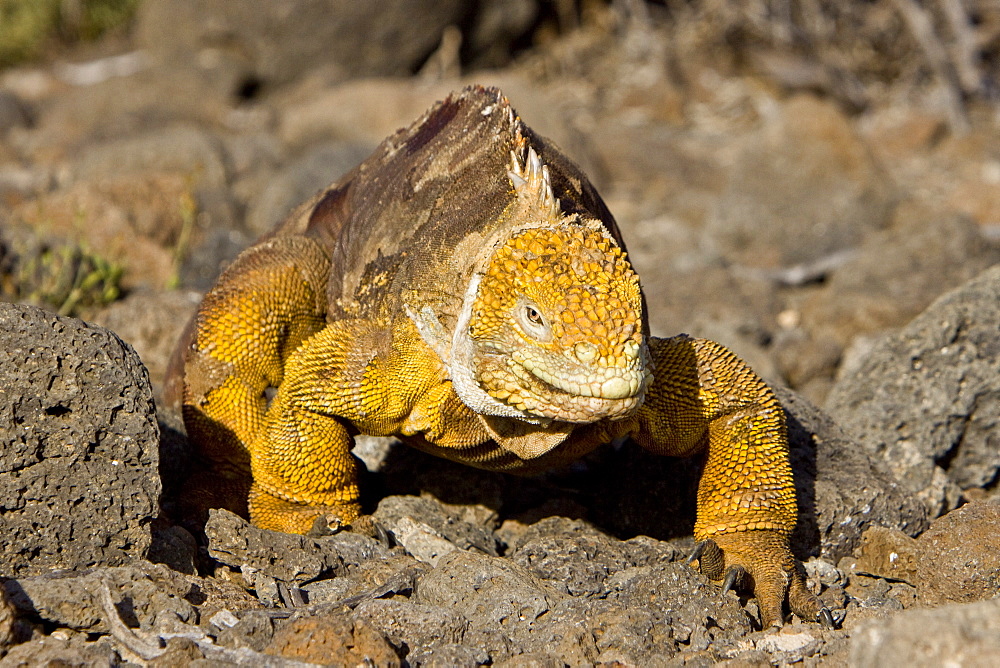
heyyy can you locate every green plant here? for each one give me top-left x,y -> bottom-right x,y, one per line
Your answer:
0,0 -> 142,68
16,241 -> 124,316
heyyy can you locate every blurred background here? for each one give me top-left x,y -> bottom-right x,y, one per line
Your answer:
1,0 -> 998,407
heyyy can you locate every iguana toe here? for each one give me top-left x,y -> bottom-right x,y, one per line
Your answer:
721,564 -> 748,596
788,567 -> 838,629
690,530 -> 827,629
687,539 -> 725,577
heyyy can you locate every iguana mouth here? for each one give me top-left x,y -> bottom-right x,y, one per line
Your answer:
468,342 -> 650,424
511,349 -> 648,400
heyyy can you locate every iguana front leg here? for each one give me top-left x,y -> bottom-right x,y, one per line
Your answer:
181,236 -> 330,519
248,318 -> 454,534
248,323 -> 372,534
632,334 -> 828,627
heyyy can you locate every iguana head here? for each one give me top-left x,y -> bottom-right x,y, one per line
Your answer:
407,142 -> 651,433
465,225 -> 650,423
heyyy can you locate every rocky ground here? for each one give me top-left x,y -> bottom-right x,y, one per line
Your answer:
1,1 -> 1000,665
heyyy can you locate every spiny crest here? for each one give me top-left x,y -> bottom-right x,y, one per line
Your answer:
472,226 -> 642,361
506,145 -> 562,226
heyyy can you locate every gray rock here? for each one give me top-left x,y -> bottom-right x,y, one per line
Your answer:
504,598 -> 604,665
73,124 -> 228,190
508,517 -> 635,597
826,265 -> 1000,516
783,207 -> 1000,399
850,597 -> 1000,666
415,551 -> 565,633
91,289 -> 200,403
385,516 -> 462,567
0,303 -> 160,577
204,508 -> 391,584
134,0 -> 469,94
0,634 -> 118,666
2,562 -> 196,635
146,521 -> 199,576
778,387 -> 929,561
406,642 -> 491,668
299,576 -> 357,605
754,628 -> 824,663
412,548 -> 751,664
214,611 -> 275,653
374,495 -> 499,559
842,573 -> 916,619
352,598 -> 468,655
493,654 -> 566,668
606,563 -> 751,650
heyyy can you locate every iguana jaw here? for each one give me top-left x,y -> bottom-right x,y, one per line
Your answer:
474,339 -> 650,423
448,272 -> 551,424
511,344 -> 646,400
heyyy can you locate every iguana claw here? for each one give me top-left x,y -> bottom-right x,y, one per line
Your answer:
721,565 -> 747,596
686,539 -> 725,575
688,531 -> 829,629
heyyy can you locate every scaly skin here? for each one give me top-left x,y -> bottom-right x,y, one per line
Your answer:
174,86 -> 828,628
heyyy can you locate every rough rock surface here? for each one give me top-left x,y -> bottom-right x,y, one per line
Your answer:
827,265 -> 1000,516
264,614 -> 400,666
90,289 -> 200,404
778,387 -> 929,560
205,507 -> 395,585
850,597 -> 1000,666
843,499 -> 1000,607
0,302 -> 160,577
913,501 -> 1000,606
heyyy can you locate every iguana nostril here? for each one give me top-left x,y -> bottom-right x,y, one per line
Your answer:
574,341 -> 598,363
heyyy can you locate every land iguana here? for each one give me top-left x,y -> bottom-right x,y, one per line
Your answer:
170,86 -> 830,628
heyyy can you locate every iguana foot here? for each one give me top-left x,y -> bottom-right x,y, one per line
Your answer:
688,531 -> 833,628
248,483 -> 361,535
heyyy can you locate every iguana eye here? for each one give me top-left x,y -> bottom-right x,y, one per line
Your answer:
516,299 -> 552,342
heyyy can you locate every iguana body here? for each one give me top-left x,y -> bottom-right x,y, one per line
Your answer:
175,86 -> 826,627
